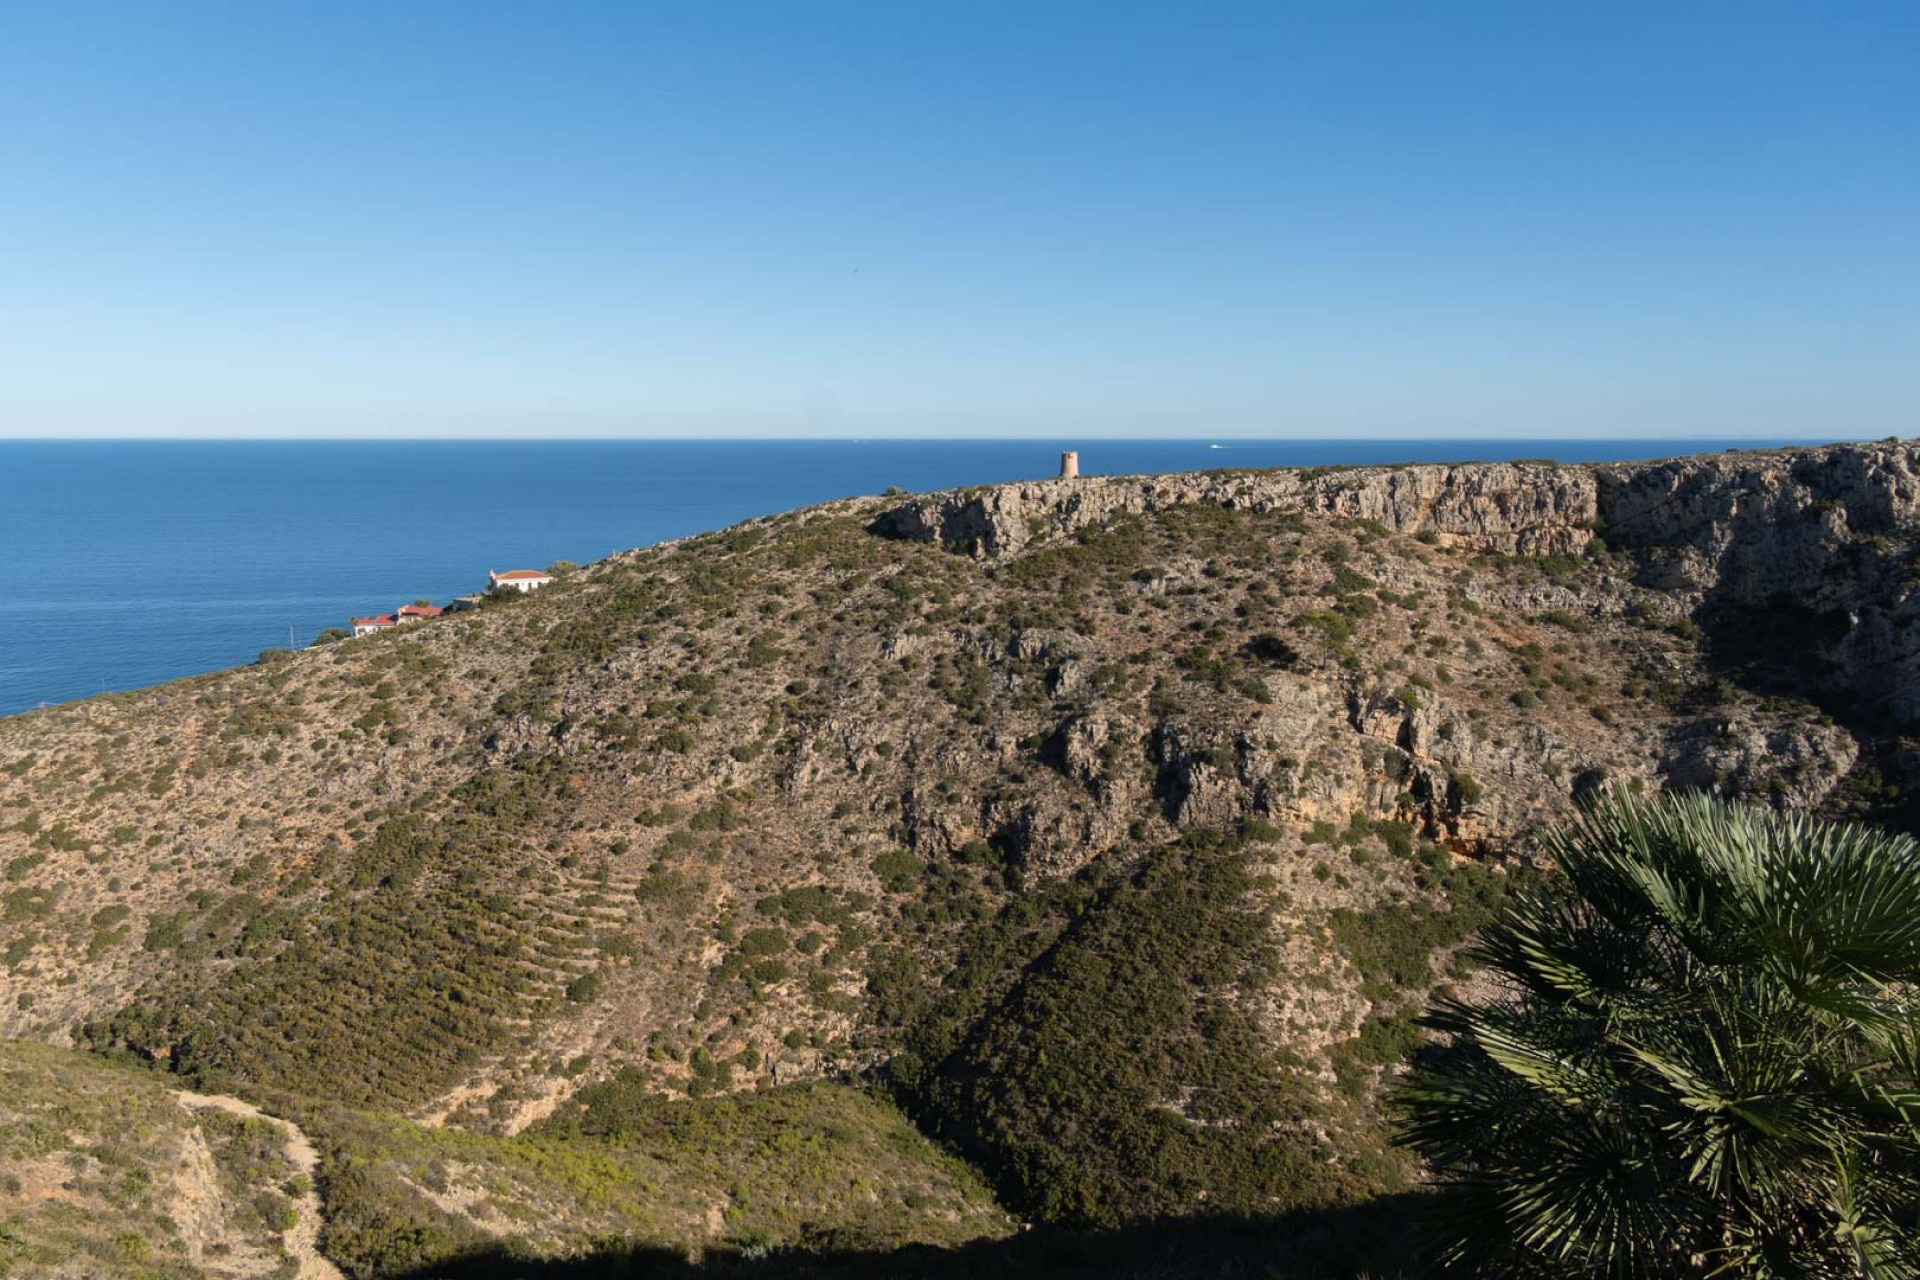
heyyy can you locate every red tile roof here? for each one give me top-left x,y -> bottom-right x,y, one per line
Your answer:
352,614 -> 397,627
397,604 -> 443,618
490,569 -> 551,581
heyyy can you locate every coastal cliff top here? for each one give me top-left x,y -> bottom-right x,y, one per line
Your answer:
870,436 -> 1920,560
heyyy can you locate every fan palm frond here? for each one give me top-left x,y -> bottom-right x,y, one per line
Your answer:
1396,791 -> 1920,1278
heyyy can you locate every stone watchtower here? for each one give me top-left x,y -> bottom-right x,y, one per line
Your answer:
1060,450 -> 1080,480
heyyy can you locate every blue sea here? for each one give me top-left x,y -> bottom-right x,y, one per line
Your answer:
0,438 -> 1828,716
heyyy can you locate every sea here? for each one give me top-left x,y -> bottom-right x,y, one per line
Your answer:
0,437 -> 1834,716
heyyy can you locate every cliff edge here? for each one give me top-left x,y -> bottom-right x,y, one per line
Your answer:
876,440 -> 1920,723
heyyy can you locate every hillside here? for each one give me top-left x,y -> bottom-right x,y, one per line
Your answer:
0,1037 -> 331,1278
3,440 -> 1917,1275
0,1037 -> 1009,1278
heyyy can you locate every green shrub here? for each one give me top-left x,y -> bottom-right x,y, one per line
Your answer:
737,927 -> 787,958
1298,610 -> 1353,646
871,849 -> 925,894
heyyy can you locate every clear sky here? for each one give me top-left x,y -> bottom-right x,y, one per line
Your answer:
1,1 -> 1915,440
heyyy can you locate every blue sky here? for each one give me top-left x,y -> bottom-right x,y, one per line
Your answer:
0,2 -> 1914,439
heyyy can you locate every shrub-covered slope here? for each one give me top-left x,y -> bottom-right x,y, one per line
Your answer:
3,442 -> 1917,1267
309,1077 -> 1010,1277
0,1038 -> 320,1278
0,1038 -> 1011,1280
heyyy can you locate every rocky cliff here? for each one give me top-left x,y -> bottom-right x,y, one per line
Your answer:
876,439 -> 1920,726
872,458 -> 1601,559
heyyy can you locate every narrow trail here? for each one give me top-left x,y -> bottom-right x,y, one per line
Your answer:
175,1090 -> 345,1280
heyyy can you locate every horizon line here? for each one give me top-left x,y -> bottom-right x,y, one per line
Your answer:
0,432 -> 1864,444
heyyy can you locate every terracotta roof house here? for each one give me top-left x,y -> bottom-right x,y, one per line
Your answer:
396,604 -> 444,621
350,614 -> 398,638
488,569 -> 553,593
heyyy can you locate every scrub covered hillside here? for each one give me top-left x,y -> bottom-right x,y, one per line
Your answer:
3,440 -> 1918,1275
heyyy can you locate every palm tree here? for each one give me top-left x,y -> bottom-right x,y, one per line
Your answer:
1396,791 -> 1920,1278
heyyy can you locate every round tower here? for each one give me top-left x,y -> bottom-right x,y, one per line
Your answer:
1060,450 -> 1080,480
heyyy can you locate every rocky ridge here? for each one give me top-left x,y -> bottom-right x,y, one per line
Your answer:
876,438 -> 1920,724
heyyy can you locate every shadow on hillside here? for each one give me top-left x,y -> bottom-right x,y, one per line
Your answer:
385,1197 -> 1431,1280
1696,598 -> 1856,721
1693,598 -> 1920,838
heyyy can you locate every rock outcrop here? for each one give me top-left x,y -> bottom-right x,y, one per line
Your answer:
1600,444 -> 1920,723
872,461 -> 1600,559
876,439 -> 1920,727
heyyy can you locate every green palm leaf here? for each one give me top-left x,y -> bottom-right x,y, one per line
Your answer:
1396,791 -> 1920,1278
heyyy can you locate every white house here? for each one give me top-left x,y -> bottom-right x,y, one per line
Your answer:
488,569 -> 553,593
350,614 -> 398,638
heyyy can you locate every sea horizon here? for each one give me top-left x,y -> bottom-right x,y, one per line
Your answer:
0,434 -> 1886,715
0,432 -> 1841,443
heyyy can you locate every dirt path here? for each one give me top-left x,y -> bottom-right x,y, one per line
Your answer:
176,1090 -> 345,1280
413,1076 -> 493,1128
416,1070 -> 581,1135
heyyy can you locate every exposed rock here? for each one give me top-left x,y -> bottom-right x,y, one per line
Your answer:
1661,714 -> 1858,810
877,440 -> 1920,730
872,462 -> 1599,559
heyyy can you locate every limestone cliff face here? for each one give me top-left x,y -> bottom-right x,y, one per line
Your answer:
875,441 -> 1920,563
1601,443 -> 1920,580
872,461 -> 1600,559
1600,444 -> 1920,723
876,439 -> 1920,726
